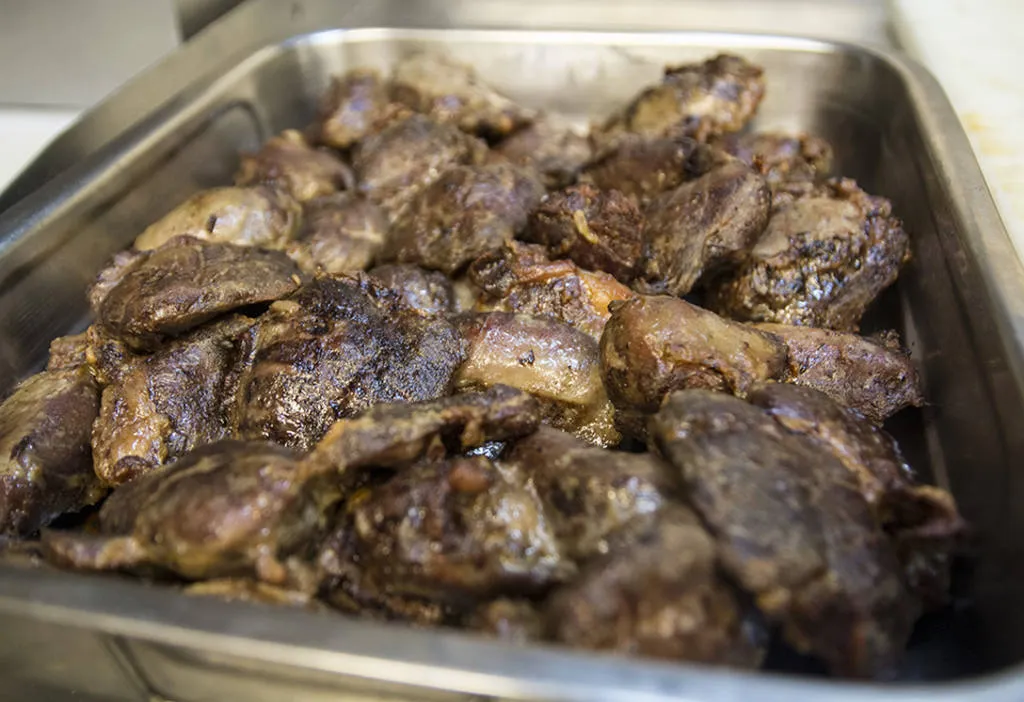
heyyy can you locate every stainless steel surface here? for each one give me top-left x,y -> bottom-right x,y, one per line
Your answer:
0,6 -> 1023,702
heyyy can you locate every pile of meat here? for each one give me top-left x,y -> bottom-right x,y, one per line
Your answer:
0,52 -> 966,679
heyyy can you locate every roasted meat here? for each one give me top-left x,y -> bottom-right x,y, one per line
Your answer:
506,426 -> 668,560
651,390 -> 917,678
581,133 -> 699,206
314,69 -> 407,150
0,367 -> 104,537
43,440 -> 331,585
285,193 -> 388,274
707,178 -> 911,331
47,331 -> 91,371
234,276 -> 465,452
91,236 -> 301,350
234,129 -> 352,202
367,263 -> 456,315
91,315 -> 255,486
493,114 -> 592,188
546,504 -> 763,667
639,150 -> 770,296
133,186 -> 301,251
523,184 -> 644,282
717,130 -> 833,189
390,53 -> 535,138
600,295 -> 787,433
184,578 -> 325,610
754,323 -> 924,424
599,54 -> 765,143
352,114 -> 487,217
381,162 -> 545,275
454,313 -> 619,447
469,241 -> 634,340
748,382 -> 966,607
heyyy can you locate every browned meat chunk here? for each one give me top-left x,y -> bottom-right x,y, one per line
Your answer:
43,440 -> 329,586
523,184 -> 644,282
454,313 -> 619,447
707,178 -> 911,331
367,263 -> 455,315
91,315 -> 255,486
234,130 -> 352,202
184,578 -> 325,610
352,114 -> 487,218
390,53 -> 535,138
754,323 -> 924,423
314,69 -> 408,150
319,456 -> 567,610
133,186 -> 301,251
285,193 -> 388,274
546,504 -> 763,668
639,151 -> 770,296
381,163 -> 544,275
234,277 -> 465,452
464,599 -> 544,643
747,382 -> 966,608
599,54 -> 765,143
581,133 -> 698,205
506,426 -> 669,560
47,331 -> 90,370
650,390 -> 917,678
307,385 -> 541,474
92,236 -> 301,350
0,367 -> 103,536
717,130 -> 833,189
469,241 -> 634,340
600,295 -> 787,428
494,114 -> 592,188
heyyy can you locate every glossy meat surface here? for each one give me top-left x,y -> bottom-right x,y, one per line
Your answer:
235,129 -> 352,202
582,133 -> 698,205
708,178 -> 910,331
285,193 -> 389,274
717,130 -> 833,189
367,263 -> 456,315
314,69 -> 407,149
92,236 -> 301,350
381,162 -> 544,275
494,115 -> 592,188
0,368 -> 104,536
523,183 -> 644,282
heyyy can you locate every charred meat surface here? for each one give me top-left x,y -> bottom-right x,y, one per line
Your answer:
235,129 -> 352,202
707,178 -> 911,331
381,163 -> 545,275
469,241 -> 634,340
367,263 -> 455,315
133,186 -> 301,251
285,193 -> 388,274
314,69 -> 407,150
390,53 -> 535,139
321,456 -> 566,609
92,236 -> 301,350
754,323 -> 924,424
523,184 -> 644,282
494,115 -> 592,188
91,315 -> 255,486
600,54 -> 765,143
651,390 -> 917,678
546,504 -> 763,667
506,426 -> 668,560
717,130 -> 833,189
582,133 -> 698,206
0,367 -> 104,537
307,385 -> 541,474
235,276 -> 465,452
454,312 -> 619,447
600,295 -> 787,420
43,440 -> 331,585
352,114 -> 487,217
748,382 -> 966,608
639,152 -> 770,296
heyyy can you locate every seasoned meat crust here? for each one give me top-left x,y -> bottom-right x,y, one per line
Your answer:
494,115 -> 592,188
716,130 -> 833,189
92,236 -> 302,350
313,69 -> 408,150
285,193 -> 389,274
235,129 -> 352,202
367,263 -> 456,315
708,178 -> 910,331
582,133 -> 699,206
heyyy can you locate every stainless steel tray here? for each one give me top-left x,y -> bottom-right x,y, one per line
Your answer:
2,6 -> 1024,702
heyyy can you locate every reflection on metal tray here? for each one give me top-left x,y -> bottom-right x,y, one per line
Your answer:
1,17 -> 1024,702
